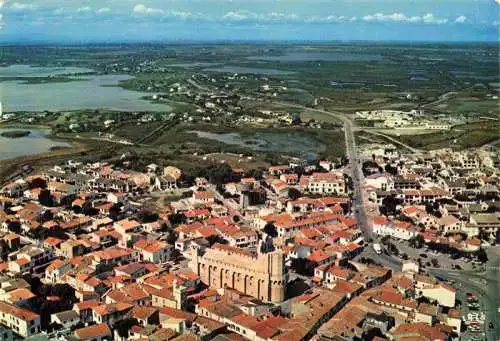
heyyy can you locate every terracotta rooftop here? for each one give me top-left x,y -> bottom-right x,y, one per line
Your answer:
0,301 -> 39,321
74,323 -> 112,340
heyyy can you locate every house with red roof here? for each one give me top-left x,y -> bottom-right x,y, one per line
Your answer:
300,172 -> 346,195
184,208 -> 211,222
371,287 -> 418,313
45,259 -> 72,284
373,218 -> 418,241
306,249 -> 337,271
90,246 -> 134,267
390,322 -> 448,341
74,323 -> 112,341
91,302 -> 133,326
134,239 -> 173,264
280,173 -> 298,185
0,301 -> 41,337
268,165 -> 290,176
193,191 -> 215,203
73,300 -> 99,324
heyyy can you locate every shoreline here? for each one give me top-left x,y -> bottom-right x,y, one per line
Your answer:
0,141 -> 92,185
0,128 -> 95,185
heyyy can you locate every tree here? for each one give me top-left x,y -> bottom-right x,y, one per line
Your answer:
27,228 -> 45,241
288,188 -> 301,200
38,189 -> 54,207
0,239 -> 9,261
476,249 -> 488,263
168,213 -> 186,227
360,327 -> 385,341
385,164 -> 398,176
40,210 -> 54,223
263,223 -> 278,238
159,222 -> 170,232
387,242 -> 399,256
82,202 -> 98,216
29,177 -> 47,189
290,258 -> 311,276
113,318 -> 139,338
381,196 -> 402,216
247,169 -> 264,180
60,194 -> 76,208
166,231 -> 178,245
46,322 -> 63,333
417,296 -> 431,304
198,163 -> 235,185
409,234 -> 425,249
138,210 -> 159,223
430,258 -> 439,267
6,220 -> 21,234
109,204 -> 122,221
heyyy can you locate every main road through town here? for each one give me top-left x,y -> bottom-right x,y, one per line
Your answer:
272,101 -> 402,270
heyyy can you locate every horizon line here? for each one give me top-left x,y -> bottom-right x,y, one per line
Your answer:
0,38 -> 499,46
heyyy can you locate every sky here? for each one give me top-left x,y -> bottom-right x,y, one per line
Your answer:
0,0 -> 498,42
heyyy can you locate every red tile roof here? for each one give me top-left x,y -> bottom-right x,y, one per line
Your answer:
74,323 -> 111,340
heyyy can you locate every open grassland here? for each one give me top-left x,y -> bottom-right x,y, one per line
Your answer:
428,98 -> 499,117
387,121 -> 500,150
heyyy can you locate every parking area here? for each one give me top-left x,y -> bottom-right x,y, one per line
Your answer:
459,291 -> 494,341
381,238 -> 482,272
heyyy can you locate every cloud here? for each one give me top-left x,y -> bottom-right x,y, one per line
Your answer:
10,2 -> 38,11
422,13 -> 448,24
455,15 -> 467,24
0,1 -> 4,9
96,7 -> 111,15
222,11 -> 251,21
221,11 -> 300,23
169,11 -> 198,20
77,7 -> 92,13
362,12 -> 448,24
133,4 -> 164,15
305,15 -> 348,23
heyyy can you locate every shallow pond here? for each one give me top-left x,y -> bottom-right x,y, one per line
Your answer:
0,128 -> 70,160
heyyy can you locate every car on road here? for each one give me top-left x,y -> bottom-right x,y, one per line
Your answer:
489,322 -> 495,329
420,253 -> 428,258
373,243 -> 382,254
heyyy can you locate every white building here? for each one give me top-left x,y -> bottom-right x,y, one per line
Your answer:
0,302 -> 41,338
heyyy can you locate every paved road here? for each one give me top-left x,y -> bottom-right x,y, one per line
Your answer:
421,91 -> 458,108
187,78 -> 210,91
360,130 -> 422,153
272,103 -> 369,231
270,101 -> 404,271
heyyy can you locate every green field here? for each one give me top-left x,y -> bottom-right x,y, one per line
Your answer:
390,121 -> 499,150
